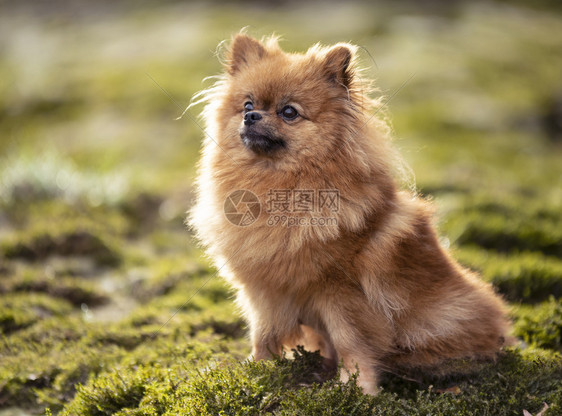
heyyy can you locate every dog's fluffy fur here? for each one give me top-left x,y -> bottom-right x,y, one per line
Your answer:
190,33 -> 511,394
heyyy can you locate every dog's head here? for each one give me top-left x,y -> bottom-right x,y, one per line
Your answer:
210,34 -> 366,168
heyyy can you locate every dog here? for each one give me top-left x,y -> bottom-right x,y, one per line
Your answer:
189,33 -> 511,394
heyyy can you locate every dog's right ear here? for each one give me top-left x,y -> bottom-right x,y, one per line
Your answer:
226,34 -> 267,75
323,44 -> 355,88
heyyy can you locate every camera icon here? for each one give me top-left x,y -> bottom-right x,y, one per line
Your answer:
223,190 -> 261,226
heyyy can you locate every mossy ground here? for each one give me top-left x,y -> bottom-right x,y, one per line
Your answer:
1,1 -> 561,415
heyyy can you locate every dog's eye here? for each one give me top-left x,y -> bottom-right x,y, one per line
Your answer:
280,105 -> 298,121
244,102 -> 254,112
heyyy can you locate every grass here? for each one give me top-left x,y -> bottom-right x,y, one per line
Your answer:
0,0 -> 561,415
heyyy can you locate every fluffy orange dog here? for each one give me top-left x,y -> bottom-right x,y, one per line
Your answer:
190,33 -> 511,394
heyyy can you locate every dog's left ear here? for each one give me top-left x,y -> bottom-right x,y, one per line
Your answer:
323,44 -> 354,87
227,34 -> 267,75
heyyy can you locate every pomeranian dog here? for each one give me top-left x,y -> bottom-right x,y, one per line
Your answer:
190,33 -> 511,394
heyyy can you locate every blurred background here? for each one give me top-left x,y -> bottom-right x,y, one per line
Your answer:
0,1 -> 561,413
1,0 -> 561,211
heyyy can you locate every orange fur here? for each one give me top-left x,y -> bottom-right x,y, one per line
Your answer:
189,33 -> 511,394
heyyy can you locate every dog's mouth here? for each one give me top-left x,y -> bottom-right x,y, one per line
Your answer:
241,130 -> 286,155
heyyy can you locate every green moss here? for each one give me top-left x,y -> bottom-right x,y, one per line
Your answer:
0,316 -> 93,408
455,248 -> 562,303
61,349 -> 324,416
444,206 -> 562,257
0,272 -> 108,307
128,258 -> 208,303
129,271 -> 246,337
0,265 -> 245,411
61,368 -> 149,416
0,152 -> 131,209
514,297 -> 562,351
118,192 -> 163,234
56,348 -> 562,416
0,293 -> 73,334
2,227 -> 121,267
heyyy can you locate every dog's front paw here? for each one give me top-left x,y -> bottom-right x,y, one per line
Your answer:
339,363 -> 379,395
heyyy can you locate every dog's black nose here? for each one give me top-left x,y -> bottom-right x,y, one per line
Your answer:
244,111 -> 262,126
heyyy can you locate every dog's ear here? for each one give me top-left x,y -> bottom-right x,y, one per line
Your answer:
227,34 -> 267,75
323,44 -> 354,87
